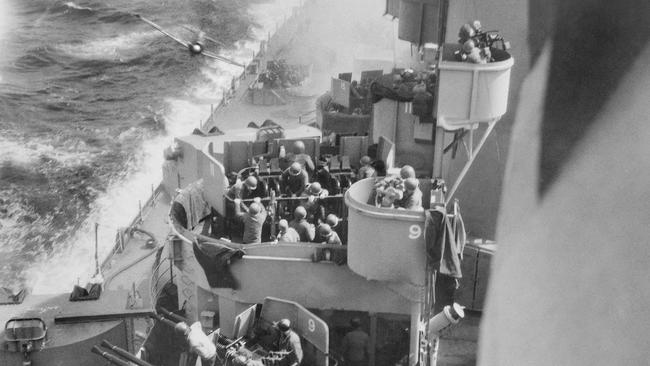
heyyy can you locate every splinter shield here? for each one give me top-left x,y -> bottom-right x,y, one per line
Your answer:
259,297 -> 329,355
331,78 -> 350,108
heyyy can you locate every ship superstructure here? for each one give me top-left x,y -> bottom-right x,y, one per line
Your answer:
1,1 -> 514,365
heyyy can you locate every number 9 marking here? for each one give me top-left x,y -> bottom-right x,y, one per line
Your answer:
308,319 -> 316,332
409,225 -> 422,239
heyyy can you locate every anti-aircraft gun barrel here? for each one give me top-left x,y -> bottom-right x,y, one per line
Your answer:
101,340 -> 157,366
90,345 -> 132,366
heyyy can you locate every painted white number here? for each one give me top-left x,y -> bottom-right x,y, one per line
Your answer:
308,319 -> 316,332
409,225 -> 422,240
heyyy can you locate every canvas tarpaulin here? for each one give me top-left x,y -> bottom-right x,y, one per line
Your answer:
370,74 -> 436,122
424,207 -> 463,278
192,240 -> 245,289
173,179 -> 211,230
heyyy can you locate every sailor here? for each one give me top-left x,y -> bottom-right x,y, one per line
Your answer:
357,156 -> 376,179
341,318 -> 369,366
277,219 -> 300,243
289,206 -> 315,242
317,223 -> 342,245
457,23 -> 476,44
227,176 -> 259,200
275,319 -> 303,366
326,213 -> 345,243
398,178 -> 424,211
233,198 -> 268,244
281,162 -> 309,197
288,140 -> 315,174
301,182 -> 328,224
175,321 -> 217,363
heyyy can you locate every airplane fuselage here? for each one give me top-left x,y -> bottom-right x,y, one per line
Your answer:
188,43 -> 203,55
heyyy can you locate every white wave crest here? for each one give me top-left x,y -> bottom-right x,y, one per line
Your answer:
63,2 -> 93,11
55,30 -> 162,60
0,136 -> 95,166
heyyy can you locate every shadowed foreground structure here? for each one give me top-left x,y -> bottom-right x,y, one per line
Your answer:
479,0 -> 650,364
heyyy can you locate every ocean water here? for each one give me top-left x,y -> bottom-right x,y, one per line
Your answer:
0,0 -> 299,293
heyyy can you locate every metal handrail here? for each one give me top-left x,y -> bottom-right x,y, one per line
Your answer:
149,256 -> 174,304
100,184 -> 163,271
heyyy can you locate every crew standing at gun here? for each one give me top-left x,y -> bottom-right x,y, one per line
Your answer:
341,318 -> 369,366
275,319 -> 303,366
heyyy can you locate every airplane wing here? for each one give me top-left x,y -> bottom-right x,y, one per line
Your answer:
136,14 -> 190,48
181,25 -> 226,47
202,50 -> 245,68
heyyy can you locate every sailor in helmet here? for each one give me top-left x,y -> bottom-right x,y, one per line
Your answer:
274,318 -> 303,366
174,321 -> 217,363
317,223 -> 342,245
301,182 -> 328,224
288,140 -> 315,174
227,175 -> 260,200
281,162 -> 309,197
398,178 -> 424,211
357,156 -> 376,179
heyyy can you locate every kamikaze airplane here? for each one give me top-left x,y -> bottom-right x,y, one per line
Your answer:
136,14 -> 244,68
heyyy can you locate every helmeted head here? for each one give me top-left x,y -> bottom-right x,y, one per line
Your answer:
462,39 -> 476,54
472,20 -> 482,33
404,178 -> 419,192
278,219 -> 289,232
400,165 -> 416,179
249,202 -> 262,216
292,140 -> 306,154
360,155 -> 372,166
318,223 -> 333,238
294,206 -> 307,220
289,162 -> 302,176
277,318 -> 291,332
326,214 -> 339,227
458,23 -> 475,42
244,176 -> 258,190
174,322 -> 190,335
306,182 -> 322,196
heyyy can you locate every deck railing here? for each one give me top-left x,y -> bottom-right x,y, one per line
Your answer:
149,251 -> 175,304
100,184 -> 163,274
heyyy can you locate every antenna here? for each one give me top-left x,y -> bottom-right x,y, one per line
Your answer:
94,223 -> 100,276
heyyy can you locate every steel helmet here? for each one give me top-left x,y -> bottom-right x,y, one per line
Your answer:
292,140 -> 306,154
244,176 -> 258,190
289,162 -> 302,176
307,182 -> 322,195
278,219 -> 289,230
458,23 -> 475,41
360,155 -> 372,165
400,165 -> 416,179
326,214 -> 339,227
462,40 -> 476,54
278,318 -> 291,331
248,202 -> 262,215
472,20 -> 482,32
404,178 -> 419,191
294,206 -> 307,220
318,223 -> 333,237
